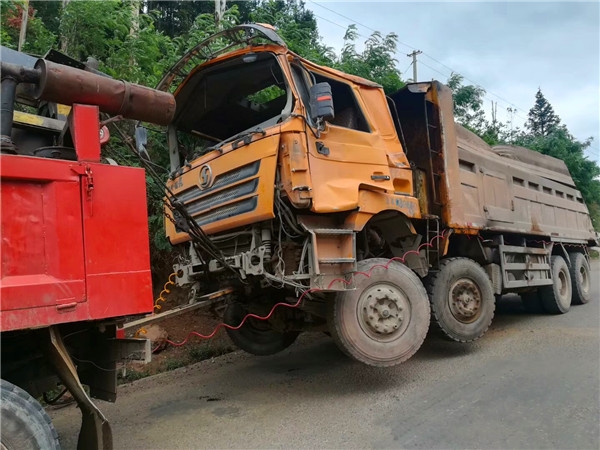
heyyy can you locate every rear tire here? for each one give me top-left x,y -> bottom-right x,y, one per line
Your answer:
540,255 -> 571,314
569,252 -> 591,305
425,257 -> 495,343
1,379 -> 60,450
224,302 -> 300,356
327,258 -> 430,367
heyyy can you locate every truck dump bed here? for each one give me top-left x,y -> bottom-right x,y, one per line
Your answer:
454,124 -> 595,242
390,81 -> 595,244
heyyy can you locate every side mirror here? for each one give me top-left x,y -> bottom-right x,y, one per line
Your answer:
309,82 -> 334,123
134,125 -> 150,161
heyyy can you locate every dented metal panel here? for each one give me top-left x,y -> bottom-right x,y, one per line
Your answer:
0,106 -> 153,332
390,80 -> 595,243
453,125 -> 595,241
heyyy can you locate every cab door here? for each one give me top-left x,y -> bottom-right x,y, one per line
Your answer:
302,71 -> 393,213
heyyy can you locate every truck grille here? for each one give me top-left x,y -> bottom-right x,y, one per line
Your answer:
177,161 -> 260,227
195,197 -> 258,226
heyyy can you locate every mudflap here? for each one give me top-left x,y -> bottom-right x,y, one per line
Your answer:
46,326 -> 113,450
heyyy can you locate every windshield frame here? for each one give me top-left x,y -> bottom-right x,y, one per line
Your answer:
167,51 -> 293,172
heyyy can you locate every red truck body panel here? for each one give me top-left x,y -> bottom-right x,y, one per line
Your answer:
0,105 -> 153,331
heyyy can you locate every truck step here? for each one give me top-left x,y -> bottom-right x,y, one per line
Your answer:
312,228 -> 354,235
318,258 -> 356,264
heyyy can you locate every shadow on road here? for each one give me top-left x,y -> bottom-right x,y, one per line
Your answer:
144,269 -> 598,402
217,293 -> 556,388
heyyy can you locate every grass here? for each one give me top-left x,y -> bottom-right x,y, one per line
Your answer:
119,367 -> 151,383
115,341 -> 234,384
162,342 -> 235,371
187,342 -> 235,361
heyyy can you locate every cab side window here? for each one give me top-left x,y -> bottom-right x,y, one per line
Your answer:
312,73 -> 370,133
291,65 -> 312,113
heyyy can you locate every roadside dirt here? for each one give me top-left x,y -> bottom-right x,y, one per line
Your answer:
120,285 -> 235,383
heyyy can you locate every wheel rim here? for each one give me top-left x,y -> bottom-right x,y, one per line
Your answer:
557,269 -> 568,299
448,278 -> 482,323
579,265 -> 590,295
357,283 -> 411,342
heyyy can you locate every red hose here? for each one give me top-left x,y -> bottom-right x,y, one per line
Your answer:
159,230 -> 450,350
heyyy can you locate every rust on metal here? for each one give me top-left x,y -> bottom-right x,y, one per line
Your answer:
34,59 -> 176,125
47,327 -> 113,450
123,288 -> 234,330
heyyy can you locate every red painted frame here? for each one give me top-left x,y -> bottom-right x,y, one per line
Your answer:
0,105 -> 153,331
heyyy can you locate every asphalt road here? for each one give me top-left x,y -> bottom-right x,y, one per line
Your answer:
51,261 -> 600,449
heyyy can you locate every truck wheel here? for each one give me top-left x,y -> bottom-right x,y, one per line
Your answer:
327,258 -> 430,367
540,255 -> 572,314
224,302 -> 300,356
1,379 -> 60,450
569,252 -> 591,305
521,292 -> 546,314
425,257 -> 495,342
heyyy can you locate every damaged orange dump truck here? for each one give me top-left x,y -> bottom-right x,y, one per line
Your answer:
156,24 -> 597,367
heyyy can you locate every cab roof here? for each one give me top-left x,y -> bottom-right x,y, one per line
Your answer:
158,23 -> 381,93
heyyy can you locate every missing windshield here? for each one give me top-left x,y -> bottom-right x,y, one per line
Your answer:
173,52 -> 291,159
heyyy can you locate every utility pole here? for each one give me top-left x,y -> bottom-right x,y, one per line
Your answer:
507,107 -> 516,144
215,0 -> 227,29
61,0 -> 71,53
17,0 -> 30,52
407,50 -> 422,82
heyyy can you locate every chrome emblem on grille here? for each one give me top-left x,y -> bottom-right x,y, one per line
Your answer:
198,164 -> 213,189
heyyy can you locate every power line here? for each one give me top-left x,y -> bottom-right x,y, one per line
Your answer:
419,60 -> 451,80
308,1 -> 537,121
307,0 -> 416,52
308,1 -> 599,160
313,3 -> 527,118
311,11 -> 347,31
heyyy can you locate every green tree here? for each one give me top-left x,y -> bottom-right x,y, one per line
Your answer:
29,0 -> 61,36
56,0 -> 174,86
177,4 -> 240,51
106,13 -> 173,86
514,128 -> 600,230
1,0 -> 56,54
145,0 -> 256,38
250,0 -> 334,65
59,0 -> 129,61
526,88 -> 560,136
334,24 -> 403,94
478,101 -> 507,146
0,0 -> 20,47
446,73 -> 487,134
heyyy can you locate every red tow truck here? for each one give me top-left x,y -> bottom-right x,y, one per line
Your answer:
0,47 -> 175,449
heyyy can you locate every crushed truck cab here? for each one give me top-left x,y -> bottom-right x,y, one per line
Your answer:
159,24 -> 596,367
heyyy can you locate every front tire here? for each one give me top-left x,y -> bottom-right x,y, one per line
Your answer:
224,302 -> 300,356
540,255 -> 572,314
327,258 -> 430,367
569,252 -> 591,305
425,257 -> 495,343
1,379 -> 60,450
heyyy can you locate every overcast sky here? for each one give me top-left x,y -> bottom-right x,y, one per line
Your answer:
304,0 -> 600,162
